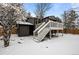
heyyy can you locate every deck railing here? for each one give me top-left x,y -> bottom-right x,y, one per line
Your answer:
37,20 -> 63,34
50,21 -> 63,29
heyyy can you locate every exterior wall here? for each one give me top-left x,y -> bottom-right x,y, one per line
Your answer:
27,18 -> 35,25
17,24 -> 34,37
27,18 -> 41,25
27,18 -> 39,25
17,25 -> 30,36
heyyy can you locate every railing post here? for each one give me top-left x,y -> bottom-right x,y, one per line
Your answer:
49,30 -> 52,39
62,23 -> 64,36
33,31 -> 35,39
62,30 -> 63,36
56,30 -> 59,36
49,21 -> 52,39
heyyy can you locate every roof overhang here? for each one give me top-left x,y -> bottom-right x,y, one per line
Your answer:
16,21 -> 33,25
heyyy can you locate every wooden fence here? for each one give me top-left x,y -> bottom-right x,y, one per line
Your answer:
64,29 -> 79,34
0,26 -> 79,36
0,26 -> 17,36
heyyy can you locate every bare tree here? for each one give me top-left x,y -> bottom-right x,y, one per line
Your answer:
34,3 -> 52,23
63,11 -> 69,29
63,10 -> 78,29
0,3 -> 26,47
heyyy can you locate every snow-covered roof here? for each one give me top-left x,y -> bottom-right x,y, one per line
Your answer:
16,21 -> 33,25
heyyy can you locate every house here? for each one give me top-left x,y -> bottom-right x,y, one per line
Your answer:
26,17 -> 41,25
26,16 -> 62,28
33,16 -> 63,42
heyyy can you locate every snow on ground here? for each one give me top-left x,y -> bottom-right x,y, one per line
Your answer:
0,34 -> 79,55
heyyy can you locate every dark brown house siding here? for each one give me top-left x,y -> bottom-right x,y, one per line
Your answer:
17,24 -> 34,37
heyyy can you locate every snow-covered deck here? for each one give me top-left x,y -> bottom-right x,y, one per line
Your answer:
0,34 -> 79,55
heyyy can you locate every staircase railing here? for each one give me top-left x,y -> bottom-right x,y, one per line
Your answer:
33,22 -> 45,36
38,21 -> 50,34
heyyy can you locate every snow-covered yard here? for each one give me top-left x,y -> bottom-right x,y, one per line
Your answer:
0,34 -> 79,55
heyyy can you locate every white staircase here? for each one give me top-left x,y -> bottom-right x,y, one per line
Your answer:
34,28 -> 50,42
33,22 -> 46,35
33,20 -> 63,42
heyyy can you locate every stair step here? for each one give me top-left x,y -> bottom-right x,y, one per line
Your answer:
34,28 -> 50,41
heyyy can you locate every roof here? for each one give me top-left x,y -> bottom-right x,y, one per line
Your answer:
16,21 -> 33,25
43,16 -> 62,23
26,17 -> 40,20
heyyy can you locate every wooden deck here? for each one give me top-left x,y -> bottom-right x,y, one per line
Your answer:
33,20 -> 63,42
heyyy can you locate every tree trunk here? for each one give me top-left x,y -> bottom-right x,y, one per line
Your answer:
3,28 -> 11,47
4,39 -> 10,47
